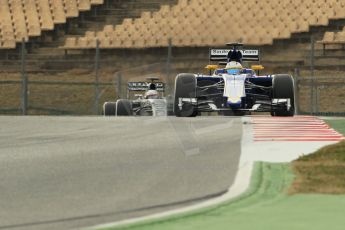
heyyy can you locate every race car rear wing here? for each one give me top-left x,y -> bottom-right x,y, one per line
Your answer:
128,82 -> 165,92
209,49 -> 260,63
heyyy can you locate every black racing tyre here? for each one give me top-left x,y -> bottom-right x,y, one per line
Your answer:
103,102 -> 116,116
116,99 -> 133,116
271,74 -> 295,117
174,73 -> 197,117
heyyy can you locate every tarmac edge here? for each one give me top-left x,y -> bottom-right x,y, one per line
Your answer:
83,163 -> 254,230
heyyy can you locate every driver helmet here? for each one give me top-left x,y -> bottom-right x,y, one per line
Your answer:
144,90 -> 159,99
225,61 -> 243,75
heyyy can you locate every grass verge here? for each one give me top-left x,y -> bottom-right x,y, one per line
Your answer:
290,119 -> 345,194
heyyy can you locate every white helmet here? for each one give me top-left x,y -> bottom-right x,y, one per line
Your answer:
225,61 -> 243,70
144,90 -> 159,99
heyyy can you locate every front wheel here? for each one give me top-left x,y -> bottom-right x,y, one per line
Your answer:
174,73 -> 197,117
116,99 -> 133,116
271,74 -> 295,116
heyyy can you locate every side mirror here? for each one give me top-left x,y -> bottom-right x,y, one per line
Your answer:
205,65 -> 219,75
251,65 -> 264,75
251,65 -> 264,71
205,65 -> 219,71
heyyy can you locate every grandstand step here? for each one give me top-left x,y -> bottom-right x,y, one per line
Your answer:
314,49 -> 345,57
262,60 -> 305,67
2,0 -> 345,74
27,0 -> 178,55
314,57 -> 345,66
303,65 -> 345,71
315,53 -> 345,59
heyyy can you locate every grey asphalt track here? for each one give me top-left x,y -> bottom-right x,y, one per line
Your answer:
0,116 -> 242,230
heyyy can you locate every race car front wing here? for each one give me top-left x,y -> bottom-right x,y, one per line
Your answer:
177,97 -> 292,113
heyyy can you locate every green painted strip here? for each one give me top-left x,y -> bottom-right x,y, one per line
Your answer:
299,112 -> 345,116
326,119 -> 345,135
103,162 -> 345,230
100,162 -> 292,230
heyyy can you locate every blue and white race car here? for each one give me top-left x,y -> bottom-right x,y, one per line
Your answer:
174,43 -> 295,117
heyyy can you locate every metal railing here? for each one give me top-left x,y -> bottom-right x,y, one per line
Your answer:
0,37 -> 344,116
0,39 -> 175,115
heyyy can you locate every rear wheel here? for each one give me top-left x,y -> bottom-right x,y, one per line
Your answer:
174,74 -> 197,117
271,74 -> 295,116
103,102 -> 116,116
116,99 -> 133,116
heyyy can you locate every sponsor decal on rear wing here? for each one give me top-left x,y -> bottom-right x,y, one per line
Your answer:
210,49 -> 260,62
128,82 -> 165,92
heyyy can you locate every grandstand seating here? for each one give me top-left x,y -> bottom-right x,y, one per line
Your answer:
2,0 -> 345,50
0,0 -> 104,49
62,0 -> 345,49
318,26 -> 345,54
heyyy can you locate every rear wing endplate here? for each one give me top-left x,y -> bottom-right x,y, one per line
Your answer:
210,49 -> 260,62
127,82 -> 165,92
